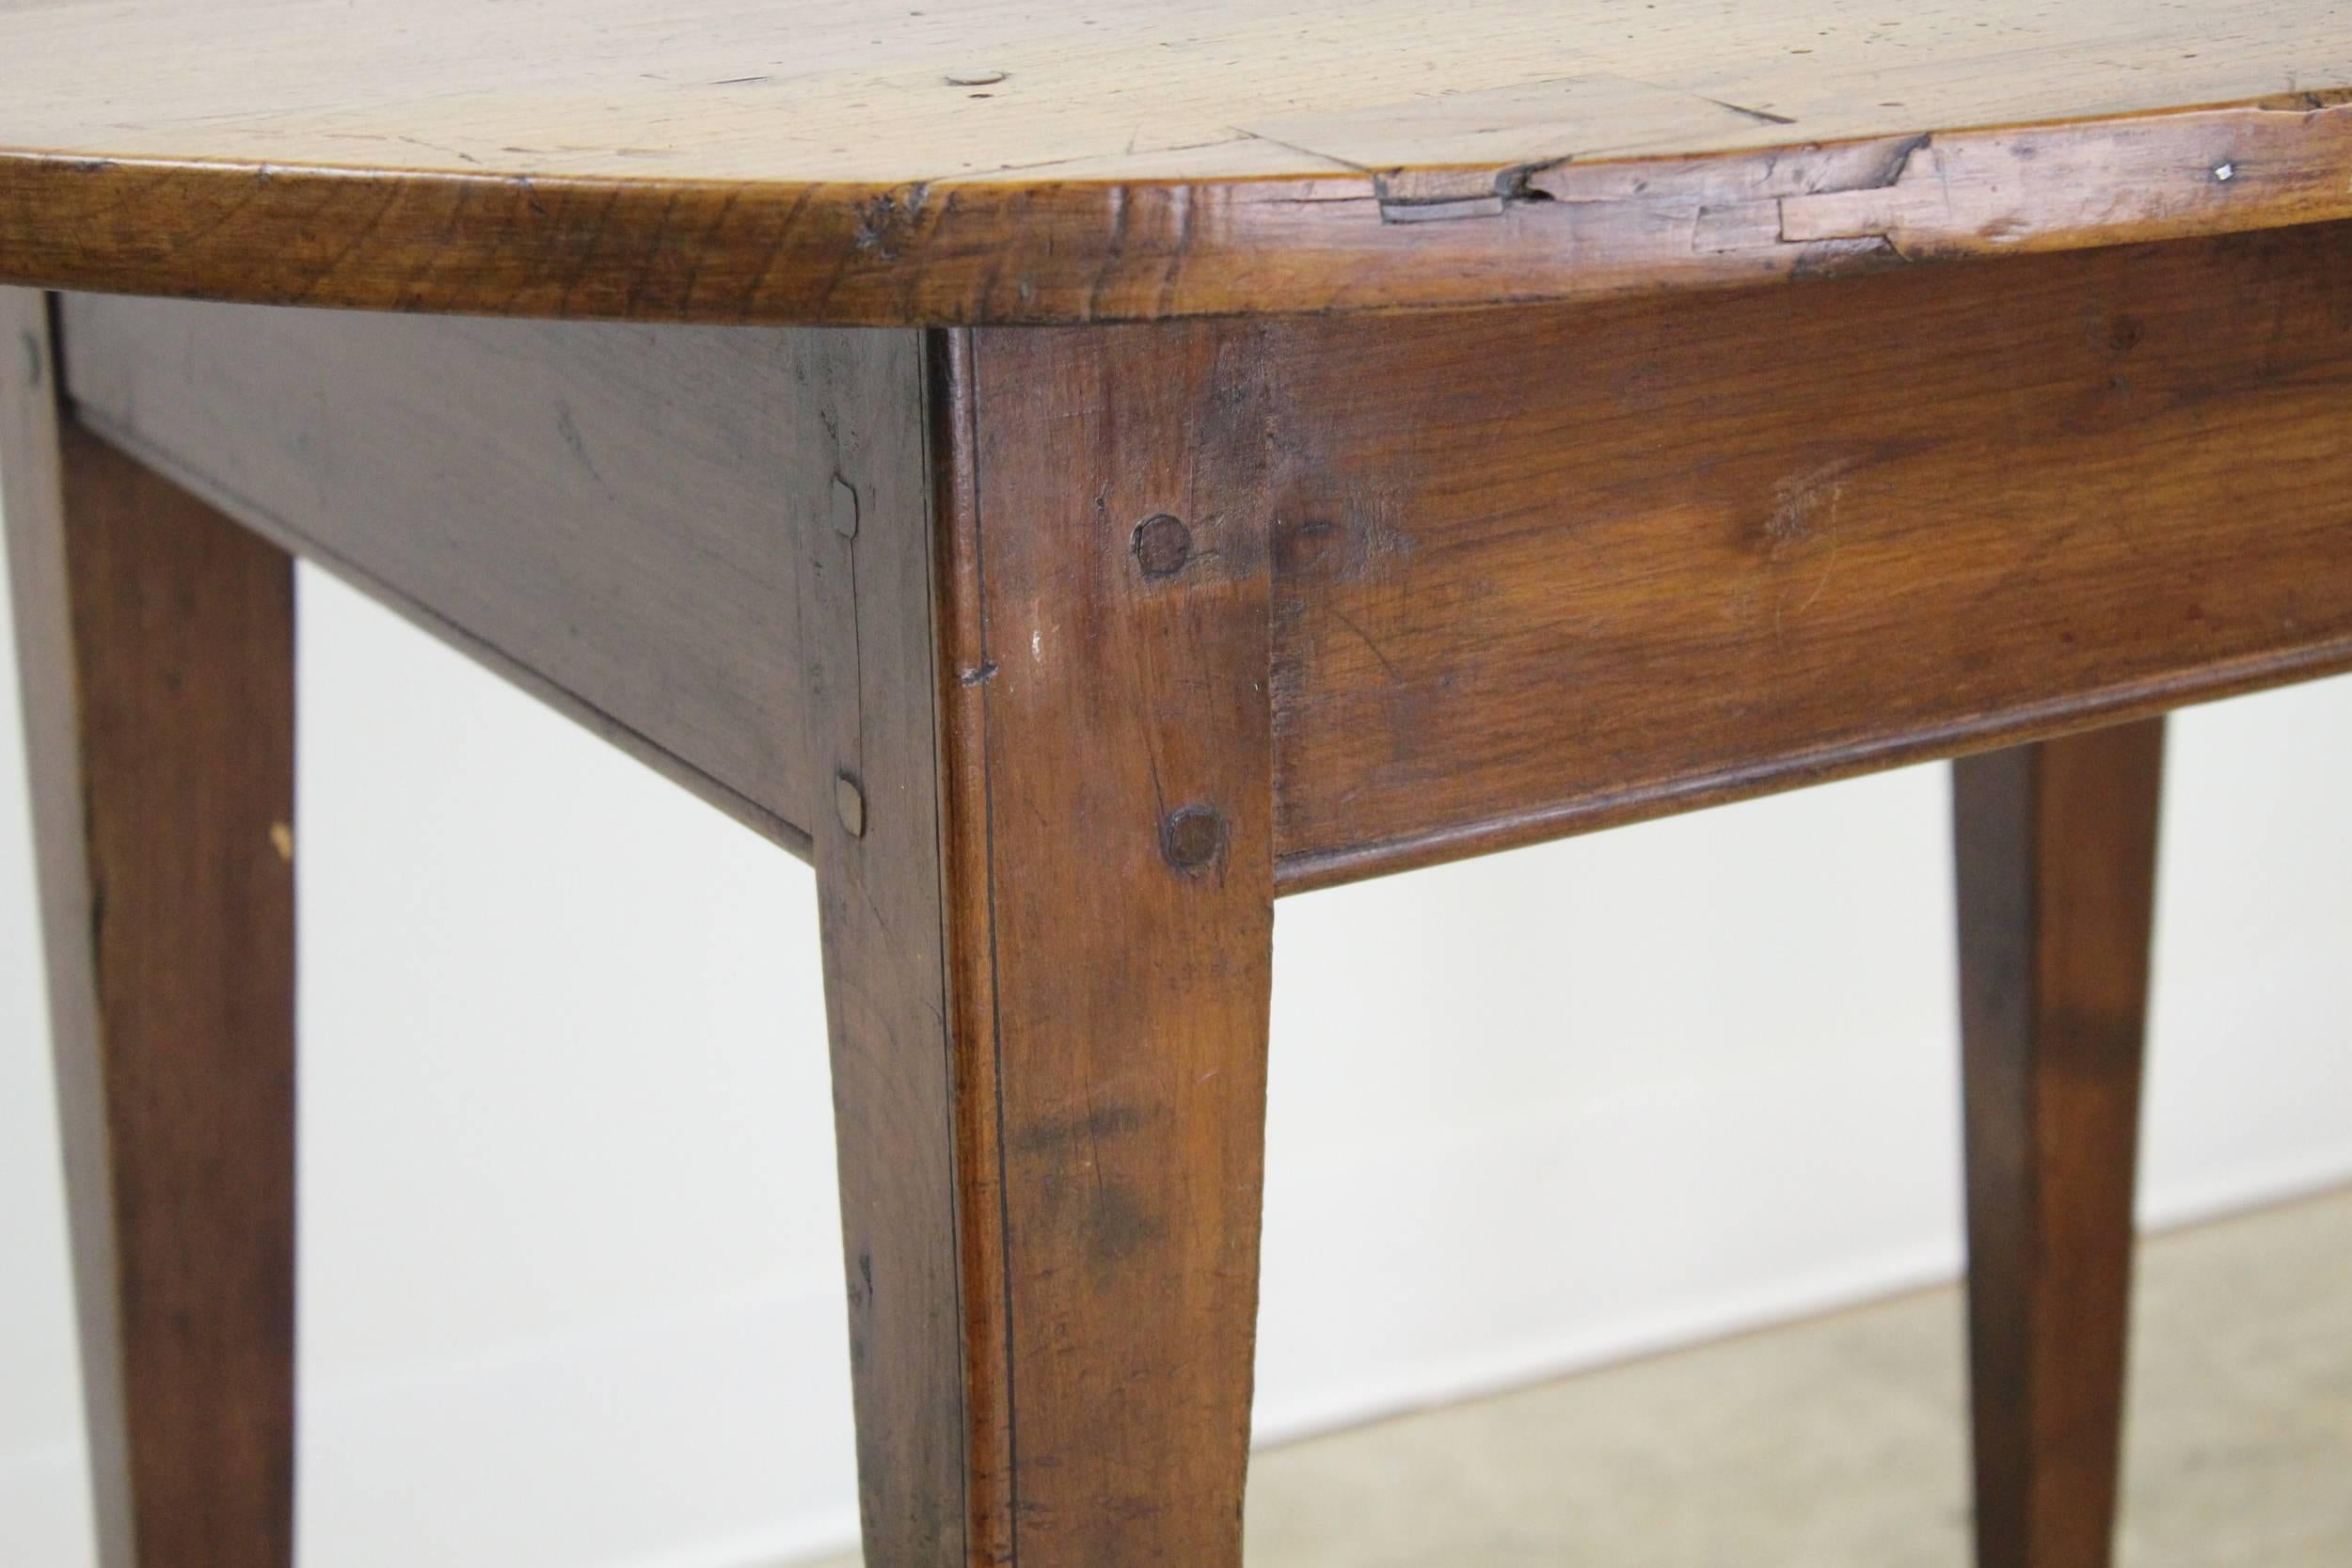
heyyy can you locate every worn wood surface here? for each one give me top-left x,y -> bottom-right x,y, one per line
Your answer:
1955,720 -> 2165,1568
2,288 -> 296,1568
56,293 -> 816,851
49,221 -> 2352,891
787,327 -> 977,1564
1265,221 -> 2352,888
799,319 -> 1276,1564
954,322 -> 1276,1567
3,2 -> 2350,322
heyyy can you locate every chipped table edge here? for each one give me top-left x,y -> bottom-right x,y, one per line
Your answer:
1,93 -> 2348,325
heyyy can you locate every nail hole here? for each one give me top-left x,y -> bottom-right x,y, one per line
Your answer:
1160,805 -> 1228,874
1132,514 -> 1193,578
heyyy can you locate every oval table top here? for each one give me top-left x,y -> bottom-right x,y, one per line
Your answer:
3,0 -> 2350,325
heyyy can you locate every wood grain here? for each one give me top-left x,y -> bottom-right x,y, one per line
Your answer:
798,319 -> 1275,1563
2,2 -> 2349,322
127,248 -> 2273,886
953,321 -> 1275,1567
56,293 -> 817,851
1955,720 -> 2165,1568
3,288 -> 296,1568
54,220 -> 2352,898
788,326 -> 977,1563
1265,221 -> 2352,889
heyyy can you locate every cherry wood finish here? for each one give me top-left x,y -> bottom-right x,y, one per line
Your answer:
949,324 -> 1276,1566
1955,721 -> 2166,1568
53,293 -> 821,854
3,290 -> 296,1568
3,77 -> 2342,1558
46,224 -> 2352,896
794,323 -> 1274,1565
4,3 -> 2352,323
1264,221 -> 2352,886
791,328 -> 980,1564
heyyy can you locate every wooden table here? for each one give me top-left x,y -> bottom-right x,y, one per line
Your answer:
5,4 -> 2348,1564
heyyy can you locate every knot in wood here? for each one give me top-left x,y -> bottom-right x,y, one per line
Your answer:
1131,514 -> 1192,578
1159,804 -> 1227,874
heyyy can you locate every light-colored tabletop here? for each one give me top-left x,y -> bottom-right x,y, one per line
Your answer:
3,0 -> 2350,321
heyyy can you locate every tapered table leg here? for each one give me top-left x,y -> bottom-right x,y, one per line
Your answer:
1954,719 -> 2165,1568
4,289 -> 297,1568
794,326 -> 1274,1567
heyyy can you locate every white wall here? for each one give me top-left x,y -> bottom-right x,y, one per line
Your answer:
4,554 -> 2349,1568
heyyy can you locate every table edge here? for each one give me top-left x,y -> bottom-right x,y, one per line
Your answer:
3,93 -> 2348,325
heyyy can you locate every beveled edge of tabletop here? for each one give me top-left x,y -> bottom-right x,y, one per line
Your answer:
4,91 -> 2350,326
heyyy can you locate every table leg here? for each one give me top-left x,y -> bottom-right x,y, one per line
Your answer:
4,289 -> 297,1568
795,327 -> 1274,1567
1954,718 -> 2165,1568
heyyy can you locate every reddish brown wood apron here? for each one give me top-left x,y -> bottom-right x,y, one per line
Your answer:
6,4 -> 2349,1563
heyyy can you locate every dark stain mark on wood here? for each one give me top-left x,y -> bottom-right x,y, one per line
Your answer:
847,1248 -> 875,1310
1081,1181 -> 1162,1269
1011,1102 -> 1163,1153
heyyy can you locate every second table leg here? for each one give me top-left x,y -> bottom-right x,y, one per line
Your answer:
4,288 -> 298,1568
1954,718 -> 2166,1568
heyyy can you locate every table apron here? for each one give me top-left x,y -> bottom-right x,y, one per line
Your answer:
51,223 -> 2352,892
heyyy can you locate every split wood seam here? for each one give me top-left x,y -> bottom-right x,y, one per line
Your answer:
3,1 -> 2351,323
